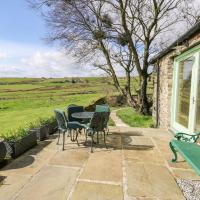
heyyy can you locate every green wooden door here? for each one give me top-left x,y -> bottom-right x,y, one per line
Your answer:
172,45 -> 200,134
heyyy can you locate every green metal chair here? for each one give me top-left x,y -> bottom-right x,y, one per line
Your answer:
67,105 -> 88,136
67,105 -> 84,123
54,109 -> 86,150
86,112 -> 108,153
95,105 -> 110,134
95,104 -> 110,113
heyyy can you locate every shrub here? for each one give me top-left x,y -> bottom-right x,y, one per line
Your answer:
1,127 -> 29,144
1,117 -> 56,143
37,116 -> 56,127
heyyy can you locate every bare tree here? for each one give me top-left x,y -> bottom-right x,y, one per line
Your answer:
181,1 -> 200,27
29,0 -> 200,115
29,0 -> 139,107
109,0 -> 199,114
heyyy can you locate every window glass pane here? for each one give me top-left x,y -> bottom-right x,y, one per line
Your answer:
176,57 -> 194,128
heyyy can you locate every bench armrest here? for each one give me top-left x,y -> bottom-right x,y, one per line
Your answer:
175,132 -> 200,143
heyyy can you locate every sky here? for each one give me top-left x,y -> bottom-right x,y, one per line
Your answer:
0,1 -> 100,78
0,1 -> 199,78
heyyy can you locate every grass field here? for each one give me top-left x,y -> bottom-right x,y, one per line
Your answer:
116,107 -> 154,128
0,77 -> 153,138
0,77 -> 115,137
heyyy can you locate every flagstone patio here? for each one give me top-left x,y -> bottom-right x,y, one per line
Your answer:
0,127 -> 199,200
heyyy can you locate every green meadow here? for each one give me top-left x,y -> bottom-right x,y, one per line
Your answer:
0,77 -> 113,137
0,77 -> 154,138
116,107 -> 154,128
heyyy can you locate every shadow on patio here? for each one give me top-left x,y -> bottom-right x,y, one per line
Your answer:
0,127 -> 199,200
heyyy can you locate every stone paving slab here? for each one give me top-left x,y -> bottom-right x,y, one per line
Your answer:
153,137 -> 175,155
119,127 -> 171,139
120,129 -> 143,137
80,150 -> 123,183
153,137 -> 192,169
134,198 -> 157,200
15,166 -> 79,200
1,140 -> 57,176
49,148 -> 89,168
0,127 -> 188,200
124,148 -> 165,165
0,174 -> 30,200
1,155 -> 47,176
109,126 -> 121,133
122,136 -> 154,150
106,133 -> 122,149
165,153 -> 192,169
70,181 -> 123,200
125,160 -> 185,200
172,168 -> 200,180
23,144 -> 57,160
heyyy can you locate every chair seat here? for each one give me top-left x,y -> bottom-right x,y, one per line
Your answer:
68,121 -> 87,129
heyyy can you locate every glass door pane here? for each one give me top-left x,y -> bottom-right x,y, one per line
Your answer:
195,63 -> 200,131
176,57 -> 195,128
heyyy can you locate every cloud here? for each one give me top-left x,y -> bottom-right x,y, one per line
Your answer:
0,40 -> 106,77
21,51 -> 81,77
0,52 -> 8,59
20,50 -> 103,77
0,40 -> 126,78
21,51 -> 75,68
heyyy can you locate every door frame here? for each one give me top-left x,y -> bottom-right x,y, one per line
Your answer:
171,44 -> 200,134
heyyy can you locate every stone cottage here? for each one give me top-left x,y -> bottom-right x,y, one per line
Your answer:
151,21 -> 200,134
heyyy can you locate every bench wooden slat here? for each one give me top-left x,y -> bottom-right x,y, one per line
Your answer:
170,140 -> 200,176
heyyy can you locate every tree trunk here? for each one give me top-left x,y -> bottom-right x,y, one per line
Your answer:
124,70 -> 138,108
140,75 -> 150,115
125,92 -> 138,108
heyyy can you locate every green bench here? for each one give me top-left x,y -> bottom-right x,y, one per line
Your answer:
169,132 -> 200,175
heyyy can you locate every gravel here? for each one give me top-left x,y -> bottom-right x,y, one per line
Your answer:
177,179 -> 200,200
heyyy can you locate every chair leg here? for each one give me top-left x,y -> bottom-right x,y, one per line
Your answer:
70,129 -> 74,142
71,130 -> 74,141
107,127 -> 109,135
67,129 -> 70,137
103,130 -> 108,149
75,130 -> 80,146
57,130 -> 61,145
91,133 -> 94,153
62,131 -> 66,151
73,130 -> 76,141
97,132 -> 99,144
85,130 -> 88,143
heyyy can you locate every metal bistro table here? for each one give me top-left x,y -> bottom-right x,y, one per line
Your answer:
68,112 -> 94,143
71,112 -> 94,120
71,112 -> 94,143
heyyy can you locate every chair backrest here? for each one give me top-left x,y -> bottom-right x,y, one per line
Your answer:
68,104 -> 78,108
89,112 -> 108,132
95,105 -> 110,113
103,112 -> 110,128
67,105 -> 84,122
95,105 -> 110,128
54,109 -> 67,131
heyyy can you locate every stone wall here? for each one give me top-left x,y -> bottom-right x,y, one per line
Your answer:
153,32 -> 200,129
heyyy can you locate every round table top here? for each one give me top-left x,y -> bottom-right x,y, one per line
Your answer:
71,112 -> 94,119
